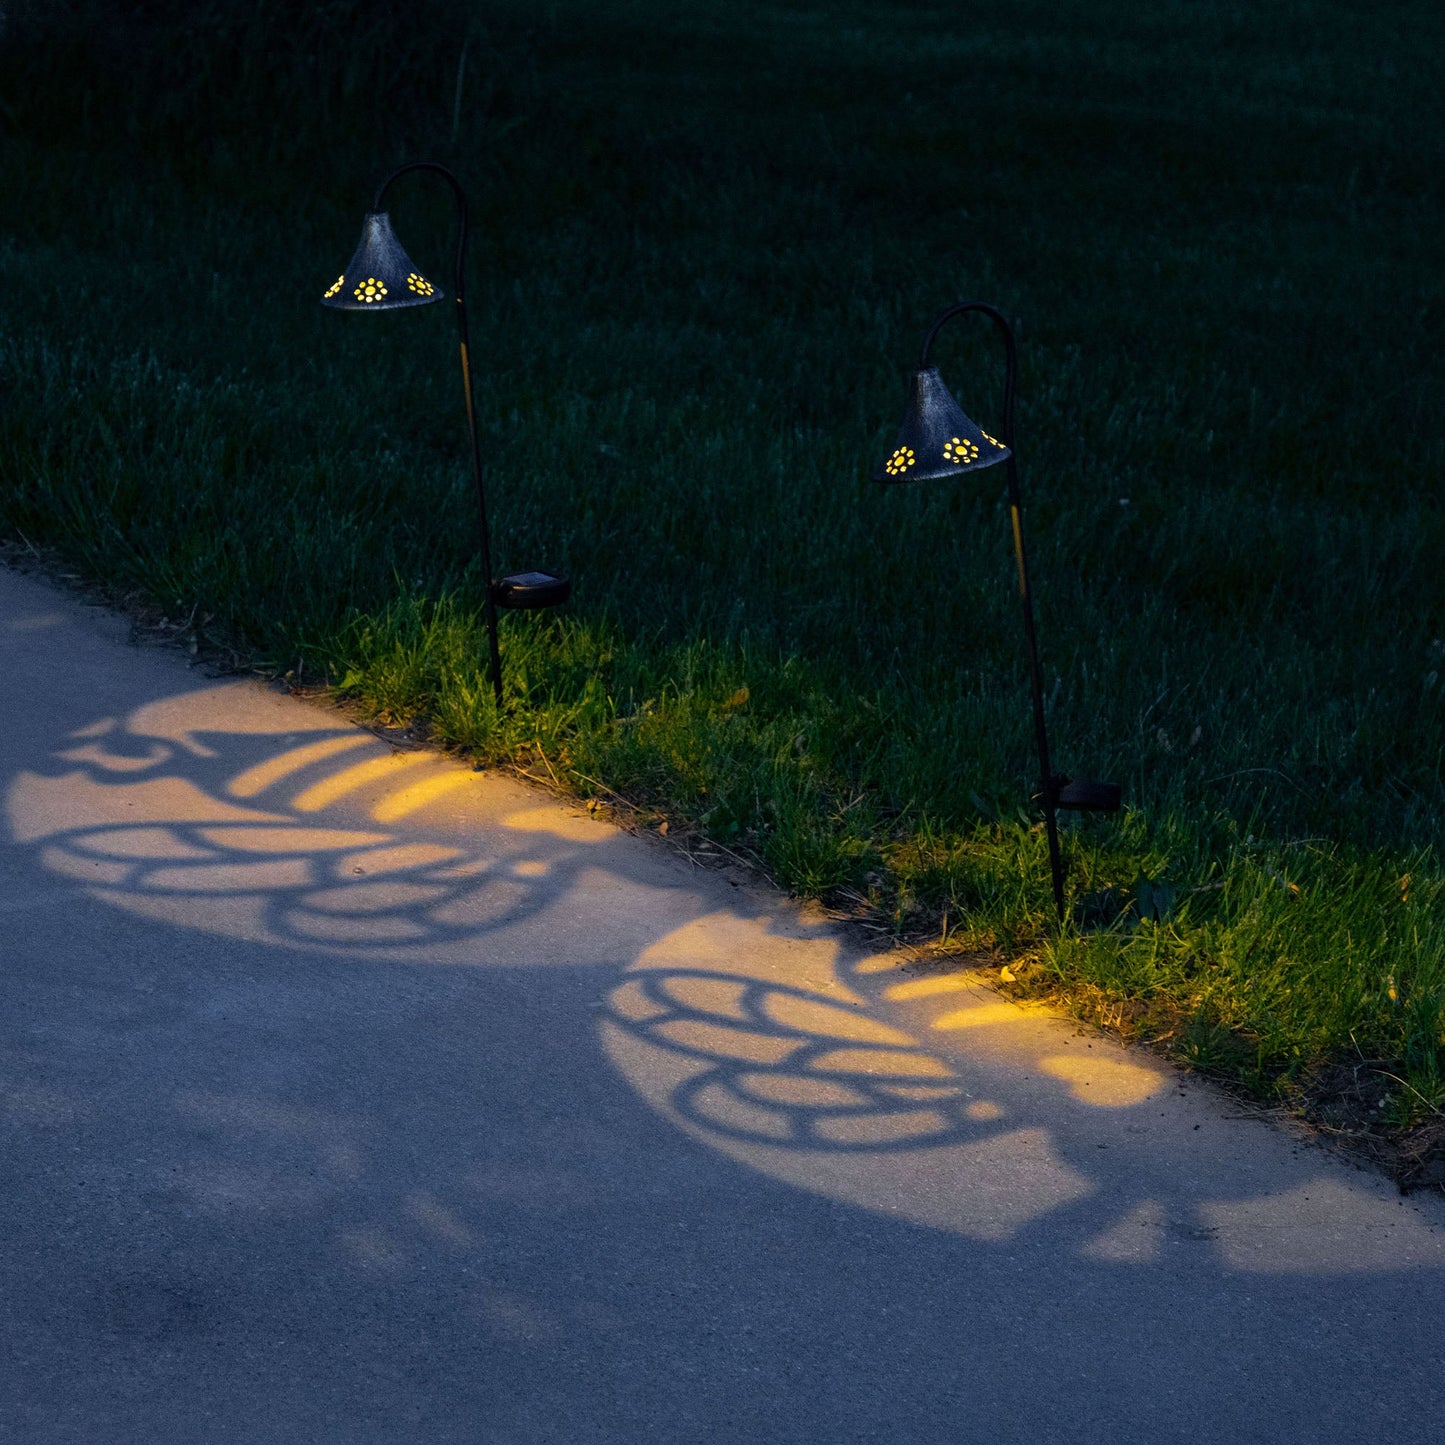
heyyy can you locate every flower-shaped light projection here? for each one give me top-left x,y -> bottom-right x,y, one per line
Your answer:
354,277 -> 389,304
7,684 -> 608,961
322,276 -> 345,300
604,968 -> 984,1152
982,429 -> 1006,450
406,273 -> 435,297
943,436 -> 980,465
884,446 -> 916,477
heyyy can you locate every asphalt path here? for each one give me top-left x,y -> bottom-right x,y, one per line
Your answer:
3,563 -> 1443,1443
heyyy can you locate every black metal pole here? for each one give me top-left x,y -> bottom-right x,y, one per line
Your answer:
920,302 -> 1067,920
374,163 -> 505,710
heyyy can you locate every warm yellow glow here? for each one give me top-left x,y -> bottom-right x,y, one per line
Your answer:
609,979 -> 670,1023
879,1083 -> 963,1101
331,842 -> 457,872
71,826 -> 213,860
943,436 -> 980,465
813,1109 -> 949,1145
426,879 -> 530,930
982,429 -> 1006,450
629,913 -> 854,998
932,1001 -> 1033,1030
39,846 -> 130,885
406,272 -> 435,296
199,825 -> 388,854
323,276 -> 344,299
1036,1053 -> 1166,1107
55,741 -> 171,773
884,972 -> 983,1001
227,734 -> 371,797
14,690 -> 1444,1276
762,993 -> 914,1045
808,1047 -> 953,1078
884,446 -> 916,477
371,769 -> 475,822
691,1082 -> 793,1139
290,753 -> 432,813
124,686 -> 343,756
300,881 -> 445,915
8,772 -> 288,843
429,858 -> 492,879
354,277 -> 388,303
736,1073 -> 871,1108
654,1018 -> 803,1065
147,858 -> 315,893
602,1003 -> 1099,1242
498,807 -> 609,843
851,954 -> 901,975
660,975 -> 751,1020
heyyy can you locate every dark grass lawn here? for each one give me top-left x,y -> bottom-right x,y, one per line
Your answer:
3,0 -> 1444,1169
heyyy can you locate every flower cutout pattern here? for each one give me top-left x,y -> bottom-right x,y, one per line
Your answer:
943,436 -> 980,465
982,429 -> 1006,450
884,447 -> 916,477
407,273 -> 434,297
322,275 -> 345,300
354,277 -> 388,304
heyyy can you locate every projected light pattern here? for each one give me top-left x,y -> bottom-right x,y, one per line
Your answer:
605,968 -> 979,1151
4,685 -> 598,959
11,677 -> 1438,1269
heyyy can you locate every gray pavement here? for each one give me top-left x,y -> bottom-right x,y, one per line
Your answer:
3,561 -> 1443,1444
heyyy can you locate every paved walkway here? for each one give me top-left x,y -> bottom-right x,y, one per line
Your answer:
3,563 -> 1443,1443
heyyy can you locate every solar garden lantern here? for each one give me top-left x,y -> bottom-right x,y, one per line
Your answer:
873,301 -> 1120,919
321,161 -> 569,709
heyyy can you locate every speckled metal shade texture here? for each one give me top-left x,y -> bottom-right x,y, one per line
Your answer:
320,212 -> 443,310
873,366 -> 1011,484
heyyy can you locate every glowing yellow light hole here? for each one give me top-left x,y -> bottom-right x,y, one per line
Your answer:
943,436 -> 980,465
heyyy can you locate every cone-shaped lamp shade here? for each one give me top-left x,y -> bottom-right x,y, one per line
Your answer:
872,366 -> 1010,484
320,211 -> 444,310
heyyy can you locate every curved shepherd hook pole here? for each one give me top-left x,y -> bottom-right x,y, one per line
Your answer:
875,302 -> 1120,920
323,162 -> 570,711
371,164 -> 506,710
926,303 -> 1066,919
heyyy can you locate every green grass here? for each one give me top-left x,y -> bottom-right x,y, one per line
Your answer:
3,0 -> 1445,1128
